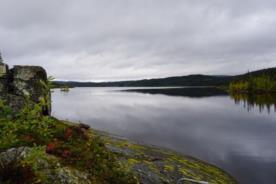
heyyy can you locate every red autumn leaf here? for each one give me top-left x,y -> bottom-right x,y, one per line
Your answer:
62,149 -> 71,158
46,143 -> 57,154
65,128 -> 73,140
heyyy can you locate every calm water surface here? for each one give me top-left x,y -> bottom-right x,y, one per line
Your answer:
52,87 -> 276,184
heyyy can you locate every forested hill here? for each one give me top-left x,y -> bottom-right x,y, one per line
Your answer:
235,67 -> 276,80
53,67 -> 276,87
54,75 -> 234,87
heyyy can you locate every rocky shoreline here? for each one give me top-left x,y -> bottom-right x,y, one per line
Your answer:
0,119 -> 237,184
90,127 -> 237,184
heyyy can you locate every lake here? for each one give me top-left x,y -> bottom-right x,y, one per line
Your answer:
52,87 -> 276,184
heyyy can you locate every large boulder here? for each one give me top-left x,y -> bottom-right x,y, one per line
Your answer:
0,64 -> 51,115
11,66 -> 47,101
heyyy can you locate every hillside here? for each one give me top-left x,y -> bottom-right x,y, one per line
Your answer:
54,75 -> 234,87
235,67 -> 276,80
53,67 -> 276,87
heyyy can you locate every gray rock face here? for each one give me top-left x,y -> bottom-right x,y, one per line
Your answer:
0,64 -> 51,115
0,147 -> 30,165
11,66 -> 48,101
0,147 -> 91,184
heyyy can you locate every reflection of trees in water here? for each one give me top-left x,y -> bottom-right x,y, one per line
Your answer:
124,87 -> 228,98
230,93 -> 276,113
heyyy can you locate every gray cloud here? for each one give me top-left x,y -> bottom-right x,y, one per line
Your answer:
0,0 -> 276,81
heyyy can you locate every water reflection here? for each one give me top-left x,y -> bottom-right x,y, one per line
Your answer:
125,87 -> 276,113
123,87 -> 228,98
230,93 -> 276,113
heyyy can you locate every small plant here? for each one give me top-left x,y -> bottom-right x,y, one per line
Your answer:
0,100 -> 12,120
39,76 -> 55,116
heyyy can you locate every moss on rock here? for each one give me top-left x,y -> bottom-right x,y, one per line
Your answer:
96,130 -> 237,184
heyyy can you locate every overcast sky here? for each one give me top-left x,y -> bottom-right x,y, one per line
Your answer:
0,0 -> 276,81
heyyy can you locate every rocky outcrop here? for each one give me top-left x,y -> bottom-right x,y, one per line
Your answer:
95,130 -> 237,184
0,63 -> 51,115
0,147 -> 90,184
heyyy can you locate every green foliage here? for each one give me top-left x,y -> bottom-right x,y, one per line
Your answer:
0,100 -> 17,149
22,147 -> 53,171
229,81 -> 249,92
0,98 -> 55,150
0,120 -> 19,150
229,75 -> 276,93
43,124 -> 138,183
39,76 -> 54,114
0,100 -> 12,120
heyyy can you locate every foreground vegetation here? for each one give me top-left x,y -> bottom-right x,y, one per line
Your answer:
0,100 -> 138,184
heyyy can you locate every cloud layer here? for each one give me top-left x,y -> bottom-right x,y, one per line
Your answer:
1,0 -> 276,81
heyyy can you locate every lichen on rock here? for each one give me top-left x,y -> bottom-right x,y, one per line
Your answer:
97,131 -> 237,184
